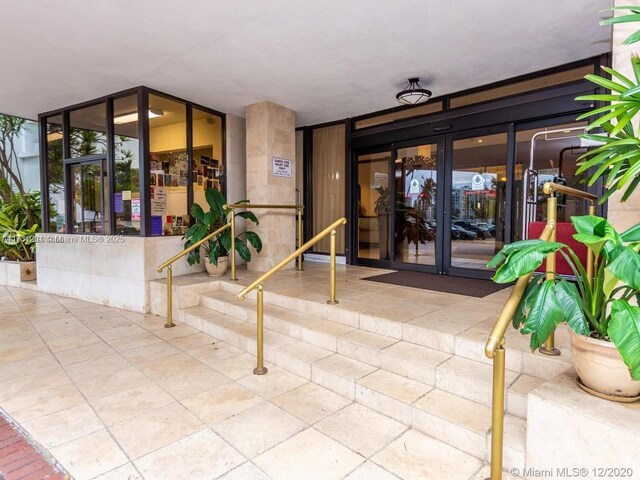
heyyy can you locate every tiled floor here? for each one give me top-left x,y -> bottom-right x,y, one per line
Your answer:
0,285 -> 499,480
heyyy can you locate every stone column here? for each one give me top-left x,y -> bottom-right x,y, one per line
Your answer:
245,101 -> 296,271
608,0 -> 640,231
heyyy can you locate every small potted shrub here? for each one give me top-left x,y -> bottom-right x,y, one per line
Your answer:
183,188 -> 262,276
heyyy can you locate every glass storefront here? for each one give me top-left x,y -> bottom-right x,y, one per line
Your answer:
39,87 -> 225,236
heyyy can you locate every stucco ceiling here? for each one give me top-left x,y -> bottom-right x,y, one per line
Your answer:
0,0 -> 613,126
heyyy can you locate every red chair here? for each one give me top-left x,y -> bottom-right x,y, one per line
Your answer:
528,221 -> 588,276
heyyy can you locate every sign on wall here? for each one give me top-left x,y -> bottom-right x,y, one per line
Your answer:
131,198 -> 141,221
151,187 -> 167,215
272,157 -> 292,177
471,174 -> 485,191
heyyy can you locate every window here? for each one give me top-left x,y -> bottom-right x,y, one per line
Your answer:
148,94 -> 187,236
113,95 -> 141,235
69,103 -> 107,157
192,108 -> 223,212
354,102 -> 442,130
45,114 -> 64,231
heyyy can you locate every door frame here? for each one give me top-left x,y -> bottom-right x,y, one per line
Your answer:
64,154 -> 108,235
388,135 -> 445,274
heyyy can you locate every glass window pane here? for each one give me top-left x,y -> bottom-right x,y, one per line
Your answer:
357,151 -> 391,260
192,108 -> 223,211
113,95 -> 141,235
394,144 -> 438,265
149,94 -> 187,236
312,124 -> 345,253
450,65 -> 594,109
70,103 -> 107,157
451,133 -> 508,270
70,160 -> 106,234
354,102 -> 442,129
514,121 -> 588,240
46,114 -> 64,231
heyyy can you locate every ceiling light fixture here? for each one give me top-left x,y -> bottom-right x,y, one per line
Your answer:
114,108 -> 164,125
396,77 -> 432,105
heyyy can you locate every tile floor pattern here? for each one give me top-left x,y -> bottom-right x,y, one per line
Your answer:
0,286 -> 507,480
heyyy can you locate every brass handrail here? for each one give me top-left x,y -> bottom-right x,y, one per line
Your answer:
485,181 -> 597,480
237,217 -> 347,375
156,223 -> 231,328
224,203 -> 304,282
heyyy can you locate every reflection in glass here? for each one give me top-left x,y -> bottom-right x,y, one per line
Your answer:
46,115 -> 64,231
113,95 -> 141,235
451,133 -> 507,270
149,94 -> 187,236
357,151 -> 391,260
192,108 -> 223,213
394,144 -> 437,266
514,122 -> 588,240
70,161 -> 106,234
69,103 -> 107,157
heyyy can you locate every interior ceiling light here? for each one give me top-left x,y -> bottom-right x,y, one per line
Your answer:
396,77 -> 432,105
114,108 -> 164,125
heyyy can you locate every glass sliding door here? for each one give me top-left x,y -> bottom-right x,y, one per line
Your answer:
449,132 -> 508,271
393,143 -> 438,267
357,150 -> 392,261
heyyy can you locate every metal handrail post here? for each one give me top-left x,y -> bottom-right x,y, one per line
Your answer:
327,229 -> 338,305
253,285 -> 268,375
297,207 -> 303,271
230,213 -> 237,281
540,195 -> 560,356
165,265 -> 174,328
489,345 -> 506,480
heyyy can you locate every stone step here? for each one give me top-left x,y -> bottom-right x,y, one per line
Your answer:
412,389 -> 525,470
180,304 -> 527,465
435,355 -> 542,419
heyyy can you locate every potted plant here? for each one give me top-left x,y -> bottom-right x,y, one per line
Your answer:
486,6 -> 640,402
374,186 -> 391,259
183,188 -> 263,276
488,216 -> 640,400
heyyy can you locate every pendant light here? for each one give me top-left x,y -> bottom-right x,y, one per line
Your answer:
396,77 -> 432,105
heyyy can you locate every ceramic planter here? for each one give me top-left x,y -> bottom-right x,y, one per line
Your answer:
569,329 -> 640,401
205,255 -> 228,277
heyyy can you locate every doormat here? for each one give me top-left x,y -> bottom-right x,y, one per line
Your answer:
362,271 -> 509,297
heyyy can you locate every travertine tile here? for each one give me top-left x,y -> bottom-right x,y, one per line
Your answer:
254,428 -> 364,480
212,401 -> 306,458
183,383 -> 263,425
0,366 -> 70,401
187,341 -> 244,366
110,402 -> 204,459
272,383 -> 352,424
74,366 -> 150,401
91,382 -> 174,426
219,462 -> 270,480
315,404 -> 406,457
50,429 -> 128,480
0,354 -> 57,381
23,403 -> 104,448
372,429 -> 482,480
312,354 -> 377,399
157,363 -> 230,400
345,461 -> 400,480
54,341 -> 116,366
92,463 -> 143,480
168,332 -> 218,351
237,366 -> 307,399
135,429 -> 244,480
3,383 -> 85,423
209,352 -> 267,380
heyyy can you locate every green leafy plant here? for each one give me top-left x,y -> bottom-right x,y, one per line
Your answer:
0,210 -> 38,261
488,215 -> 640,380
374,186 -> 391,215
183,188 -> 263,266
575,6 -> 640,203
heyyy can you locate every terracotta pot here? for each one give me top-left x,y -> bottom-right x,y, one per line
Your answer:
204,256 -> 228,277
569,329 -> 640,400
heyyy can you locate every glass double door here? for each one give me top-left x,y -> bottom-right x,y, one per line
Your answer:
356,129 -> 508,276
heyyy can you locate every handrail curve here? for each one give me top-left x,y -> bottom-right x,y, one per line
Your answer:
157,223 -> 230,273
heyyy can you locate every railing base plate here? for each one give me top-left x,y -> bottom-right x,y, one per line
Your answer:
539,346 -> 561,356
164,323 -> 175,329
326,300 -> 339,305
253,367 -> 268,375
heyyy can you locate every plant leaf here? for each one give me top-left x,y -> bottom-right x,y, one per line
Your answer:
235,238 -> 251,262
520,280 -> 564,350
608,300 -> 640,380
491,240 -> 565,283
513,276 -> 543,330
237,211 -> 259,225
244,231 -> 263,252
555,279 -> 589,335
607,248 -> 640,290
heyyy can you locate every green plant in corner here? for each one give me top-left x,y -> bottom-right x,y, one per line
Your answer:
183,188 -> 263,266
487,215 -> 640,380
576,6 -> 640,203
373,186 -> 391,215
